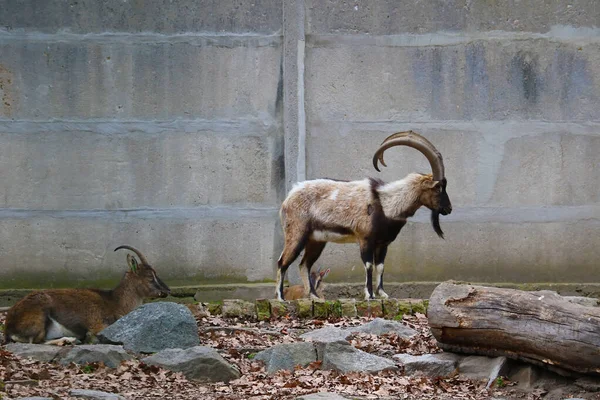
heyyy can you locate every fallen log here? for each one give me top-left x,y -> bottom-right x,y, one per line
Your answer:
428,281 -> 600,376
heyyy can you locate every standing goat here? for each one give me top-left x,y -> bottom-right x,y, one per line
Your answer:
276,131 -> 452,301
283,267 -> 330,300
4,245 -> 170,345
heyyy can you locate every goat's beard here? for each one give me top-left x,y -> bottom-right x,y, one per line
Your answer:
431,210 -> 444,239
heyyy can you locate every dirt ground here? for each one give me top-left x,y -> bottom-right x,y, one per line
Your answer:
1,307 -> 599,400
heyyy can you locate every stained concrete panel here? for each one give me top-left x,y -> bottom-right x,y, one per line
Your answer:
313,217 -> 600,284
0,209 -> 279,289
306,39 -> 600,121
0,124 -> 283,209
0,39 -> 281,120
306,122 -> 600,207
306,0 -> 600,34
490,134 -> 600,206
0,0 -> 283,34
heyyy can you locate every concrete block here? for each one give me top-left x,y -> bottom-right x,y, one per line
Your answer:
306,0 -> 600,34
313,219 -> 600,285
307,121 -> 600,207
0,0 -> 283,34
0,208 -> 279,288
490,134 -> 600,206
0,40 -> 281,119
0,125 -> 283,209
306,40 -> 600,121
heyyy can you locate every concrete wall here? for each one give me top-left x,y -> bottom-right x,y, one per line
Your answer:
0,0 -> 598,289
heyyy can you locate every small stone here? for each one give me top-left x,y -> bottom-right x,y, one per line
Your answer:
300,326 -> 350,343
255,342 -> 317,375
144,346 -> 240,383
207,302 -> 222,315
410,300 -> 427,315
5,343 -> 67,362
60,345 -> 133,368
69,389 -> 125,400
295,299 -> 313,318
458,355 -> 509,387
313,299 -> 329,319
350,318 -> 418,339
255,298 -> 271,321
382,299 -> 400,318
339,299 -> 357,318
320,341 -> 397,374
268,299 -> 289,319
393,353 -> 457,377
222,299 -> 256,319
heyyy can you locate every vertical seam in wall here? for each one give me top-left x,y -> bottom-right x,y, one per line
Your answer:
296,38 -> 306,182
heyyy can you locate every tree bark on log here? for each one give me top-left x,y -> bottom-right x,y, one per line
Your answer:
428,281 -> 600,376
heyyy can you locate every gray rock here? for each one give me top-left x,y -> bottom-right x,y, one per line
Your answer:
69,389 -> 125,400
295,393 -> 353,400
320,342 -> 397,374
16,397 -> 54,400
144,346 -> 240,383
563,296 -> 599,307
575,376 -> 600,391
349,318 -> 418,339
5,343 -> 67,362
97,302 -> 199,353
300,326 -> 351,343
393,353 -> 457,377
60,345 -> 133,368
255,342 -> 317,375
457,355 -> 509,387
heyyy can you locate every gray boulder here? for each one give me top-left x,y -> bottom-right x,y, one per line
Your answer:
5,343 -> 66,362
60,345 -> 133,368
144,346 -> 240,383
320,342 -> 397,374
349,318 -> 418,338
300,326 -> 351,343
69,389 -> 125,400
97,302 -> 199,353
457,355 -> 508,387
393,353 -> 457,377
255,342 -> 317,375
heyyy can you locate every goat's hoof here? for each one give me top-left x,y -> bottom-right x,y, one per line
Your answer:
377,291 -> 389,299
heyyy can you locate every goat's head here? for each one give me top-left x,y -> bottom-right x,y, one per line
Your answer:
373,130 -> 452,238
115,245 -> 171,298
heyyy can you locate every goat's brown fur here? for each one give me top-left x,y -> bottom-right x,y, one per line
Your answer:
4,246 -> 170,345
283,268 -> 329,300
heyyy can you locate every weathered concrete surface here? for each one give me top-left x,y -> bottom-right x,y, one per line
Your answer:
0,124 -> 282,209
0,39 -> 281,120
305,1 -> 600,34
0,1 -> 598,288
0,0 -> 283,34
306,39 -> 600,122
0,209 -> 278,288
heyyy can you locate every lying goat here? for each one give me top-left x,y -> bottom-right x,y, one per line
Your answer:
4,245 -> 170,345
276,131 -> 452,301
283,267 -> 330,300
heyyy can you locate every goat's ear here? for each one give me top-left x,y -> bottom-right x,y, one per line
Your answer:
423,180 -> 441,190
126,254 -> 139,274
320,268 -> 330,278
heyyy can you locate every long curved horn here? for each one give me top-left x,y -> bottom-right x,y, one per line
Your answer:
372,130 -> 445,181
114,245 -> 150,265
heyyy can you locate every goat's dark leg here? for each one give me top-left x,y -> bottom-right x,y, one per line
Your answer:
276,229 -> 309,301
374,245 -> 389,299
359,240 -> 376,300
299,240 -> 327,299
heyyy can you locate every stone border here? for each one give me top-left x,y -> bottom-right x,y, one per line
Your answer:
206,298 -> 429,320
